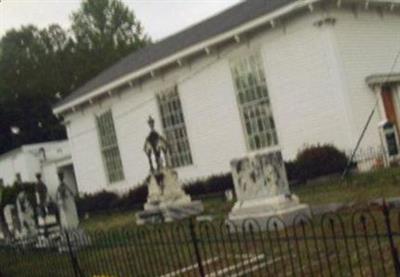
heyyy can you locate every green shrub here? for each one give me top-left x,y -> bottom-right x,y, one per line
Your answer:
183,173 -> 233,198
1,182 -> 37,209
285,160 -> 299,182
287,144 -> 348,182
77,190 -> 119,216
117,184 -> 148,211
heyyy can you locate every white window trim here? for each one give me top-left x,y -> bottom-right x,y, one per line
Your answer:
156,85 -> 194,168
230,51 -> 279,152
95,109 -> 125,184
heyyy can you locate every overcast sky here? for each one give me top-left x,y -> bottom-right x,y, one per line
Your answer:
0,0 -> 241,40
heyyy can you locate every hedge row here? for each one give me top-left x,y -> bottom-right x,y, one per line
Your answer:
77,173 -> 233,216
0,182 -> 37,210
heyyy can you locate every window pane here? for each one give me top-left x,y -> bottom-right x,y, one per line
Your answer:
96,110 -> 125,183
230,53 -> 278,151
157,86 -> 193,168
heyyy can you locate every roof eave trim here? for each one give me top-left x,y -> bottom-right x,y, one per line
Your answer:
53,0 -> 323,115
366,73 -> 400,87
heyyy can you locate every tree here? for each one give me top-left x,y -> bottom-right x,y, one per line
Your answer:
71,0 -> 150,84
0,0 -> 150,155
0,0 -> 150,238
0,25 -> 71,154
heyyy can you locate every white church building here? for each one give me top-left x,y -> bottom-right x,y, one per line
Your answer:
53,0 -> 400,194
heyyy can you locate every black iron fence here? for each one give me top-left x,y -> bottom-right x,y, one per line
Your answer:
2,203 -> 400,276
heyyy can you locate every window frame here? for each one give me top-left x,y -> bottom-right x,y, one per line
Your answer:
156,85 -> 193,168
95,109 -> 125,184
230,51 -> 279,152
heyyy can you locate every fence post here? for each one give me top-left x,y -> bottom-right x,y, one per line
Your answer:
188,218 -> 205,277
382,202 -> 400,276
65,230 -> 83,277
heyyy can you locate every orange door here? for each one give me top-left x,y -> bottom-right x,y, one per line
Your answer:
381,87 -> 398,128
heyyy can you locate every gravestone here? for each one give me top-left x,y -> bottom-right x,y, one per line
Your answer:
228,151 -> 310,229
56,172 -> 79,229
225,190 -> 234,202
3,204 -> 21,239
16,190 -> 37,238
136,117 -> 203,224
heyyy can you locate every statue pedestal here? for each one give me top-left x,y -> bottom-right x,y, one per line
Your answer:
136,168 -> 203,225
229,195 -> 310,230
37,215 -> 60,236
136,201 -> 204,225
228,151 -> 310,230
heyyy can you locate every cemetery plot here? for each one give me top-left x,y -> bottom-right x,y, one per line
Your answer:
2,208 -> 398,277
1,125 -> 400,276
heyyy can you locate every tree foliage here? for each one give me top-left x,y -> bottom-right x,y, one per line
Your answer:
0,0 -> 149,154
71,0 -> 148,79
0,25 -> 71,152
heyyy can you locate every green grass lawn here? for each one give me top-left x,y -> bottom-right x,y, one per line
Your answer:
81,167 -> 400,232
4,168 -> 400,277
294,167 -> 400,205
81,210 -> 138,232
81,196 -> 234,232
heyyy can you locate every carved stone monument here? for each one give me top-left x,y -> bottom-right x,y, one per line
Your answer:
56,172 -> 79,229
228,151 -> 310,229
16,189 -> 37,238
136,117 -> 203,224
3,204 -> 21,239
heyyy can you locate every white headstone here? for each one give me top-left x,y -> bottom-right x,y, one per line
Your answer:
4,204 -> 21,238
16,191 -> 37,237
225,190 -> 234,202
229,151 -> 310,229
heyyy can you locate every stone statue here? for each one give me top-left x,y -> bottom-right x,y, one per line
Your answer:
31,175 -> 64,244
35,173 -> 50,218
143,116 -> 170,172
15,173 -> 22,186
137,116 -> 203,224
56,172 -> 79,229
